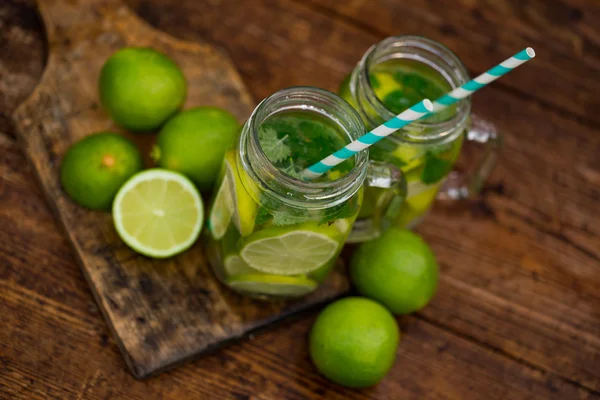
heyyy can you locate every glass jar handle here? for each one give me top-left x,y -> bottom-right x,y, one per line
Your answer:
347,160 -> 407,243
437,114 -> 503,200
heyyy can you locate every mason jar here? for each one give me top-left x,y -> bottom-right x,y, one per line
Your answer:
205,87 -> 405,299
340,35 -> 501,228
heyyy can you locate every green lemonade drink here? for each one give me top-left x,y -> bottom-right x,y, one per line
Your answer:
341,59 -> 463,227
205,88 -> 366,299
339,36 -> 479,230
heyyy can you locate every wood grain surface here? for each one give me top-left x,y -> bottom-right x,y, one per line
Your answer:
1,0 -> 600,398
7,0 -> 350,380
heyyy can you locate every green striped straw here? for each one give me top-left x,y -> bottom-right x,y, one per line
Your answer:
302,47 -> 535,180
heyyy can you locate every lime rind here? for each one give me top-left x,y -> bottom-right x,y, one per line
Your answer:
392,145 -> 426,173
209,174 -> 233,240
404,181 -> 440,215
224,255 -> 259,276
225,151 -> 258,237
112,169 -> 204,258
226,274 -> 318,297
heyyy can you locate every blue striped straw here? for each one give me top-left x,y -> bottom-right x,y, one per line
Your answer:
302,100 -> 434,179
432,47 -> 535,112
302,47 -> 535,180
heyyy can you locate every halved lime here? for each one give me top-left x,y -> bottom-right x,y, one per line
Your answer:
240,225 -> 339,275
227,274 -> 318,297
209,173 -> 233,240
224,255 -> 258,276
225,151 -> 258,237
113,169 -> 204,258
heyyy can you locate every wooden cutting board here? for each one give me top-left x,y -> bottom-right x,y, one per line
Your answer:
12,0 -> 350,379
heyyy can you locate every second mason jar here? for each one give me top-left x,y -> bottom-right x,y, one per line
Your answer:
340,35 -> 501,229
205,87 -> 404,299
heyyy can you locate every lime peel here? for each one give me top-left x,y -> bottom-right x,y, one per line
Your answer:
225,151 -> 258,237
227,274 -> 318,297
209,173 -> 234,240
224,255 -> 258,276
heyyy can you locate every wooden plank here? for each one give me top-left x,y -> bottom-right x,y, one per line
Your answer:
297,0 -> 600,126
1,269 -> 596,399
299,0 -> 600,71
131,0 -> 600,126
0,0 -> 46,136
10,0 -> 350,379
2,126 -> 598,399
124,0 -> 600,390
2,0 -> 600,397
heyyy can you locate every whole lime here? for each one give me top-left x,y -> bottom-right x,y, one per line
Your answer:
151,107 -> 239,191
99,47 -> 187,132
60,132 -> 143,210
350,228 -> 438,315
309,297 -> 400,388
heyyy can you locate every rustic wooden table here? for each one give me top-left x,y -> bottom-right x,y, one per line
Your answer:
1,0 -> 599,399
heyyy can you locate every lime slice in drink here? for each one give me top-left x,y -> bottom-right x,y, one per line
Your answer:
209,173 -> 233,240
225,151 -> 258,237
224,255 -> 259,276
406,180 -> 440,212
372,72 -> 403,100
392,145 -> 425,173
240,224 -> 339,275
396,181 -> 440,227
227,274 -> 318,297
113,169 -> 204,258
332,218 -> 352,235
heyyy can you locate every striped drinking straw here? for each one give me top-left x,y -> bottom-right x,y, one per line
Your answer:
432,47 -> 536,112
302,47 -> 535,180
301,100 -> 434,180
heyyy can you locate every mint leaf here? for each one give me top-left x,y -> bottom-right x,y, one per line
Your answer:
399,73 -> 430,94
258,126 -> 291,162
273,208 -> 309,226
281,159 -> 302,179
421,152 -> 452,184
318,195 -> 359,225
254,193 -> 311,226
371,138 -> 407,169
255,206 -> 273,226
368,73 -> 380,89
254,194 -> 280,226
430,143 -> 452,156
382,90 -> 420,115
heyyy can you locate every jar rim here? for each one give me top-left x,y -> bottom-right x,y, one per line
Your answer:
241,86 -> 368,210
361,35 -> 471,142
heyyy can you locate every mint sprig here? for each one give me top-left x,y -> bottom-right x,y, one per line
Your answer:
258,126 -> 291,162
420,152 -> 452,184
273,208 -> 309,226
281,159 -> 302,179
